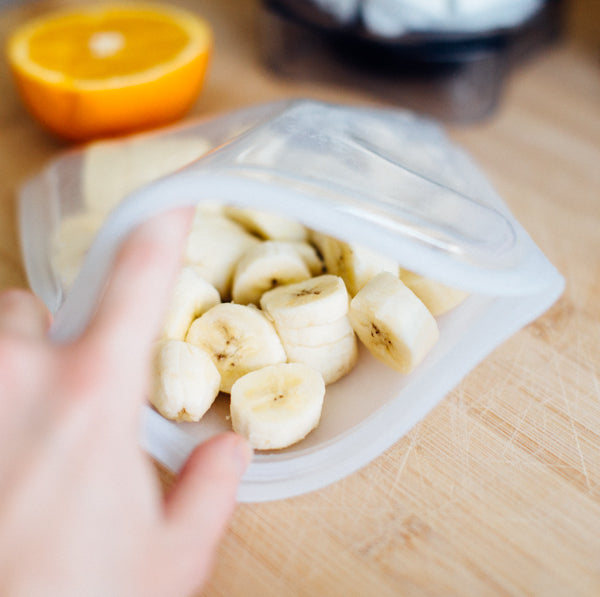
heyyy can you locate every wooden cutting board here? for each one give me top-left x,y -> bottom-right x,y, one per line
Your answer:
0,1 -> 599,595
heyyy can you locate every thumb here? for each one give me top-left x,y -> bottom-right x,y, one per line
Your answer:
163,433 -> 252,579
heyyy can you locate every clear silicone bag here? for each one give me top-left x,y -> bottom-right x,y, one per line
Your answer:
19,99 -> 564,501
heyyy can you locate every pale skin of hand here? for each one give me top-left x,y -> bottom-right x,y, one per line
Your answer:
0,208 -> 252,597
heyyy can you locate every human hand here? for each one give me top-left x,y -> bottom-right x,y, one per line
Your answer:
0,209 -> 251,597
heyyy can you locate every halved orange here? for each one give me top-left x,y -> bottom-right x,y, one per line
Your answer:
7,3 -> 213,141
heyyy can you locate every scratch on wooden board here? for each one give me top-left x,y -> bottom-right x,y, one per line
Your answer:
387,422 -> 422,497
579,315 -> 600,405
592,371 -> 600,405
479,340 -> 528,416
553,353 -> 592,492
449,383 -> 487,494
499,397 -> 534,459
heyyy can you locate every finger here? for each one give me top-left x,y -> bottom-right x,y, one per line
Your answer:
0,289 -> 51,339
81,208 -> 193,374
165,433 -> 252,561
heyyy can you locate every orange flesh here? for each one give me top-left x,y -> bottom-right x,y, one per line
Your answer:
28,15 -> 190,80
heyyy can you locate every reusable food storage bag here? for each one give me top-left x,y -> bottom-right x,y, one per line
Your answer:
19,100 -> 564,502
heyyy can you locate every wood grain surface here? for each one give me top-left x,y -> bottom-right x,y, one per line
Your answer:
1,1 -> 599,596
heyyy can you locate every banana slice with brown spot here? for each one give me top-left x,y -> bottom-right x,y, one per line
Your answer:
232,241 -> 311,306
186,303 -> 287,393
349,272 -> 439,374
230,362 -> 325,450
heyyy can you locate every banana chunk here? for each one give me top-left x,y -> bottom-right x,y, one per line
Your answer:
51,212 -> 104,288
225,206 -> 308,241
184,211 -> 260,298
399,269 -> 468,316
232,241 -> 312,306
186,303 -> 287,393
335,241 -> 400,296
260,274 -> 349,329
310,232 -> 399,295
349,272 -> 439,374
151,340 -> 221,422
84,136 -> 212,216
162,266 -> 220,341
230,363 -> 325,450
281,241 -> 325,276
283,330 -> 358,385
309,231 -> 342,275
276,316 -> 353,347
260,275 -> 356,384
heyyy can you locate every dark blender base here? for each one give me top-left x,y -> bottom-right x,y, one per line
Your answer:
259,0 -> 563,123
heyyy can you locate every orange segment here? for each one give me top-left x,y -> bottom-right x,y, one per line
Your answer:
7,3 -> 213,141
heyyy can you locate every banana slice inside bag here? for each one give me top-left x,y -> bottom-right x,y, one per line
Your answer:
232,241 -> 312,306
186,303 -> 287,393
349,272 -> 440,374
260,275 -> 357,384
230,363 -> 325,450
162,266 -> 221,341
151,340 -> 221,423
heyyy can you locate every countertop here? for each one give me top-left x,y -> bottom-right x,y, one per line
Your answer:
1,1 -> 599,595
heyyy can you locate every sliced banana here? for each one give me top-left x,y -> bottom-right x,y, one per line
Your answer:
336,241 -> 400,296
282,241 -> 325,276
260,274 -> 350,329
232,241 -> 312,306
84,136 -> 212,216
310,232 -> 399,295
51,212 -> 104,288
184,211 -> 260,298
399,269 -> 468,316
151,340 -> 221,422
276,315 -> 353,347
186,303 -> 287,393
225,206 -> 308,241
283,330 -> 358,385
349,272 -> 439,374
162,266 -> 221,341
309,230 -> 343,275
230,362 -> 325,450
195,200 -> 225,216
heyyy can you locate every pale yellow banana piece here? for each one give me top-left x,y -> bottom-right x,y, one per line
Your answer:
232,241 -> 311,306
283,330 -> 358,385
195,201 -> 225,216
230,362 -> 325,450
260,274 -> 349,329
349,272 -> 439,374
84,136 -> 212,215
162,266 -> 220,341
151,340 -> 221,422
282,241 -> 325,276
399,269 -> 468,316
224,206 -> 308,241
51,212 -> 104,288
309,230 -> 343,275
184,211 -> 260,298
335,241 -> 400,296
186,303 -> 287,393
276,315 -> 354,347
